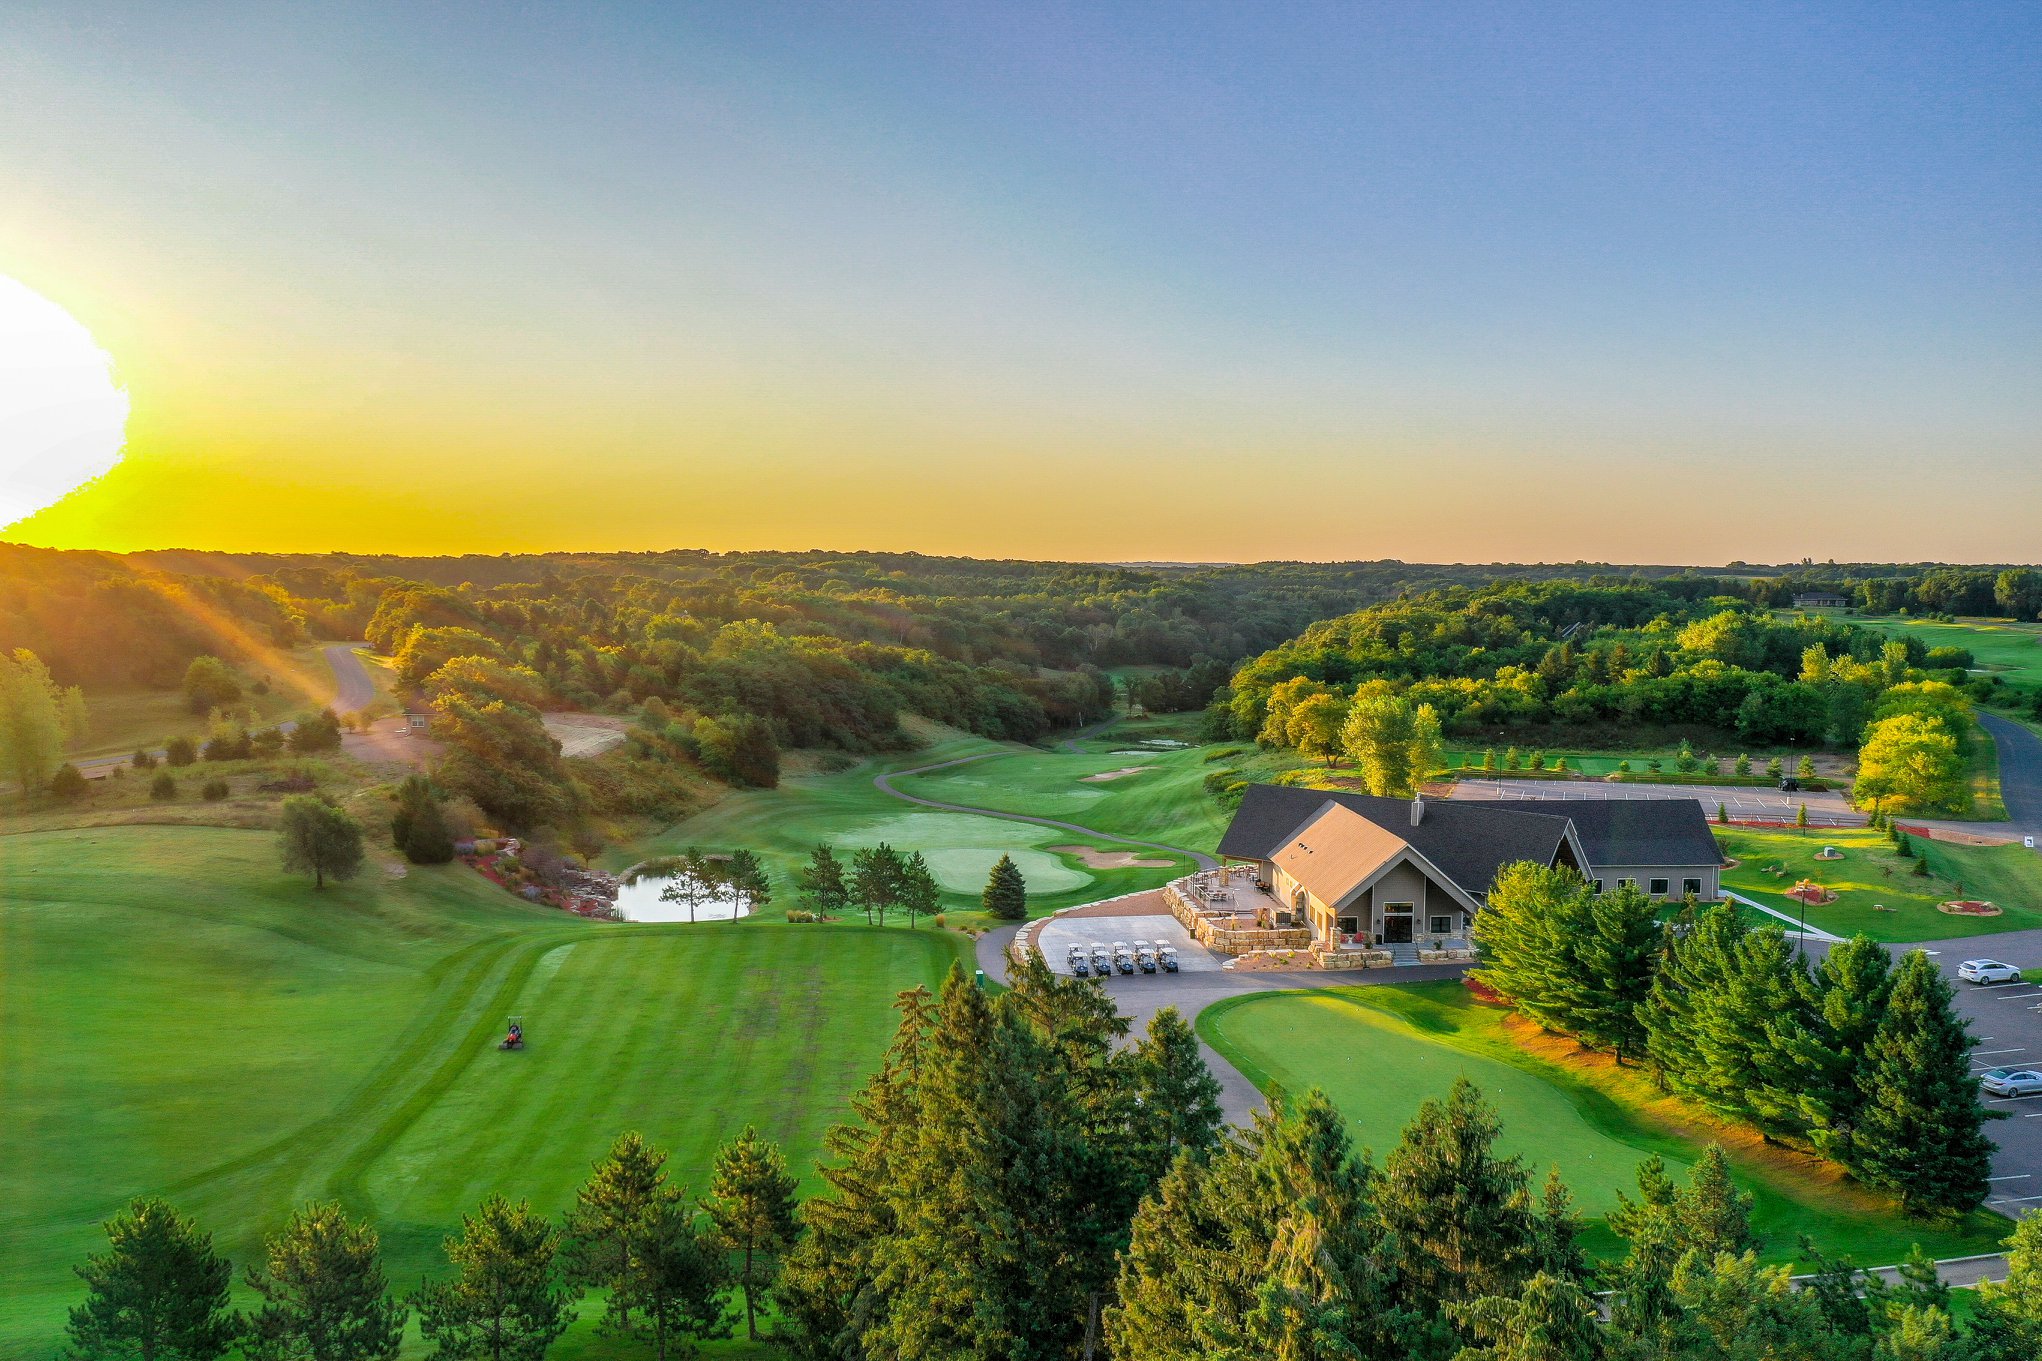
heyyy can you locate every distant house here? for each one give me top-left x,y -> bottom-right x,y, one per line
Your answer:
1217,786 -> 1722,948
1793,591 -> 1849,609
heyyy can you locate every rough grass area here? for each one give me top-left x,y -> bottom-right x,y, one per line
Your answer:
616,719 -> 1206,921
0,825 -> 969,1358
62,644 -> 347,762
1719,826 -> 2042,941
1198,982 -> 2010,1266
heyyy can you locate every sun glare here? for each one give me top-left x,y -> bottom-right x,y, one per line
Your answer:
0,275 -> 129,531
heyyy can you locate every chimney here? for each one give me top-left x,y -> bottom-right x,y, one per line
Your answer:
1410,795 -> 1424,827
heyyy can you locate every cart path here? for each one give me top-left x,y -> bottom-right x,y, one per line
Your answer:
322,643 -> 381,714
874,753 -> 1220,870
1979,712 -> 2042,837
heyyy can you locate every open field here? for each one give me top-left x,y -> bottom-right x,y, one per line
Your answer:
617,719 -> 1212,922
1199,982 -> 2011,1264
62,644 -> 350,762
1805,611 -> 2042,701
1720,826 -> 2042,941
0,824 -> 969,1358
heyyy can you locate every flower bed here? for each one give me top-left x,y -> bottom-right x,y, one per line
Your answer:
1938,900 -> 2002,917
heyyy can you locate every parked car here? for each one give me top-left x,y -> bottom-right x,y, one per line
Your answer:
1959,959 -> 2025,985
1778,776 -> 1800,792
1980,1069 -> 2042,1098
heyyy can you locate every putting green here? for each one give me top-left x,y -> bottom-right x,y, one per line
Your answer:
1200,982 -> 2010,1264
0,824 -> 970,1356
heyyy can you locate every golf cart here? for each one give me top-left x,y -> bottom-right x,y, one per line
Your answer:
1112,941 -> 1136,975
499,1016 -> 525,1051
1091,944 -> 1112,974
1067,945 -> 1090,977
1135,941 -> 1158,974
1158,944 -> 1180,973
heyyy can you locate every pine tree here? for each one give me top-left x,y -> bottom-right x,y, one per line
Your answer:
980,852 -> 1027,921
1853,951 -> 1997,1216
796,844 -> 849,918
1376,1077 -> 1538,1312
702,1127 -> 800,1342
1470,863 -> 1594,1038
563,1132 -> 681,1337
851,843 -> 904,925
635,1204 -> 731,1361
1701,926 -> 1814,1140
1450,1272 -> 1605,1361
1130,1007 -> 1224,1184
1528,1169 -> 1589,1284
1785,935 -> 1893,1168
412,1195 -> 576,1361
1639,906 -> 1746,1105
242,1203 -> 405,1361
1970,1211 -> 2042,1360
1575,882 -> 1660,1063
896,851 -> 938,928
725,848 -> 771,916
1671,1146 -> 1756,1260
65,1198 -> 239,1361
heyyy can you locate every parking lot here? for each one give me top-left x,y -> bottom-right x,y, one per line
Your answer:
1909,929 -> 2042,1219
1454,776 -> 1864,827
1036,908 -> 1221,974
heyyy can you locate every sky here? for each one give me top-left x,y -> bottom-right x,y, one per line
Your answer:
0,1 -> 2036,563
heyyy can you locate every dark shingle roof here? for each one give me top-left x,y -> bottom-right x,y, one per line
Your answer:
1217,786 -> 1573,897
1493,798 -> 1723,868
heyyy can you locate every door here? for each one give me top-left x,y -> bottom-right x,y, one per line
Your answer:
1382,914 -> 1414,944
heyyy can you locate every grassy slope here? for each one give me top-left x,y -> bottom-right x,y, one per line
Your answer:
1720,826 -> 2042,941
64,644 -> 348,762
1200,982 -> 2009,1265
0,825 -> 968,1358
614,719 -> 1209,922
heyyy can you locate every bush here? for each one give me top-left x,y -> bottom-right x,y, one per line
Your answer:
149,772 -> 177,801
201,778 -> 230,802
164,737 -> 197,767
1202,768 -> 1241,794
130,749 -> 157,770
49,763 -> 89,802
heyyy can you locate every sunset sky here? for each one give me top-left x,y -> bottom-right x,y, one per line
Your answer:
2,2 -> 2037,563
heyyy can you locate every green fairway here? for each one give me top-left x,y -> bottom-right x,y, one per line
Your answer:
1199,982 -> 2010,1265
1720,826 -> 2042,940
0,825 -> 969,1357
618,722 -> 1206,919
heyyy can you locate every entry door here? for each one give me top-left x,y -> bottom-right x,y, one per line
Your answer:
1382,913 -> 1414,944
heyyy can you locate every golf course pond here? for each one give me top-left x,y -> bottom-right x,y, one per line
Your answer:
610,872 -> 752,922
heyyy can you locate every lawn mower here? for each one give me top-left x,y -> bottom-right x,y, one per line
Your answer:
499,1016 -> 525,1051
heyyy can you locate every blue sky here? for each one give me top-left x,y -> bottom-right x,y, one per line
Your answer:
2,1 -> 2036,559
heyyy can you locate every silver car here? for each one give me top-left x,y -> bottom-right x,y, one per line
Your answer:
1959,959 -> 2024,985
1981,1068 -> 2042,1098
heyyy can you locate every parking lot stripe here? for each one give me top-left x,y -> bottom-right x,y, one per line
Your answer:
1988,1174 -> 2033,1181
1994,1194 -> 2042,1202
1976,1048 -> 2028,1055
1991,991 -> 2042,1001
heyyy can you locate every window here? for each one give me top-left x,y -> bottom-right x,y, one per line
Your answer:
1429,915 -> 1453,935
1649,878 -> 1670,897
1683,878 -> 1703,898
1618,878 -> 1636,890
1593,879 -> 1606,895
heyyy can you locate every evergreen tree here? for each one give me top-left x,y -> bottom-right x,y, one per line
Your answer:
796,844 -> 849,918
702,1127 -> 800,1342
724,848 -> 771,916
1853,951 -> 1997,1216
1639,906 -> 1743,1102
276,795 -> 365,889
1784,935 -> 1893,1169
1970,1211 -> 2042,1361
391,776 -> 456,865
980,852 -> 1027,921
1376,1077 -> 1538,1313
851,843 -> 904,925
1699,926 -> 1813,1140
1470,863 -> 1594,1038
412,1195 -> 576,1361
634,1204 -> 731,1361
1130,1007 -> 1224,1184
1671,1146 -> 1756,1261
65,1198 -> 239,1361
242,1203 -> 405,1361
1575,882 -> 1660,1063
563,1132 -> 681,1337
895,851 -> 938,928
1529,1169 -> 1590,1284
1450,1272 -> 1605,1361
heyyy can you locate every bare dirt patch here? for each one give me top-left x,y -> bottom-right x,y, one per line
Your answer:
543,713 -> 630,758
1048,844 -> 1175,870
1082,765 -> 1156,783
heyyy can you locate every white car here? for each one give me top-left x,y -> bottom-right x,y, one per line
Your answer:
1980,1069 -> 2042,1098
1958,959 -> 2024,985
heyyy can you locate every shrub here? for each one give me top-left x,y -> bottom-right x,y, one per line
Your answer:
1202,747 -> 1244,762
149,772 -> 177,801
1735,752 -> 1751,775
131,749 -> 157,770
1202,768 -> 1241,794
49,763 -> 89,802
201,778 -> 230,802
785,909 -> 818,923
1766,756 -> 1784,778
1616,760 -> 1631,773
164,737 -> 197,767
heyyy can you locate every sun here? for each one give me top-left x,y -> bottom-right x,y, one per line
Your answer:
0,275 -> 129,532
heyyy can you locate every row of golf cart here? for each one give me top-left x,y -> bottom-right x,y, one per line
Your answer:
1067,940 -> 1178,977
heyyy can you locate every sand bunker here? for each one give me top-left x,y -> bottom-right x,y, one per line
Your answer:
1049,844 -> 1175,869
1083,765 -> 1156,783
543,714 -> 630,758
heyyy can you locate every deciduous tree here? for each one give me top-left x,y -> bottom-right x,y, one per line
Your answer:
277,795 -> 365,889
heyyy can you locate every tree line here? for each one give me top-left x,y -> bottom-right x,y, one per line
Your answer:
792,843 -> 1028,924
1474,866 -> 1995,1216
64,1125 -> 798,1361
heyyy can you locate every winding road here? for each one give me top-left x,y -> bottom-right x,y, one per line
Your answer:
1978,712 -> 2042,838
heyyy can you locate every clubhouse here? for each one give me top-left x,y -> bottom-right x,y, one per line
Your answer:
1216,786 -> 1723,950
